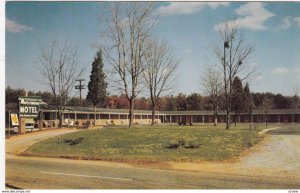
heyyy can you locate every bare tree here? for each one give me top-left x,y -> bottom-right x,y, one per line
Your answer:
101,2 -> 156,127
200,66 -> 222,126
143,38 -> 178,125
214,19 -> 255,129
40,40 -> 84,127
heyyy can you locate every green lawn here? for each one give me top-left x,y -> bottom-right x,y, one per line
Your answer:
25,123 -> 271,162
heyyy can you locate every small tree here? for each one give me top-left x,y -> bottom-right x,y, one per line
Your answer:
214,18 -> 255,129
143,39 -> 178,125
261,96 -> 273,128
86,50 -> 108,126
101,2 -> 156,127
231,76 -> 245,126
186,93 -> 203,111
200,67 -> 222,126
5,86 -> 26,104
244,82 -> 254,129
176,93 -> 187,111
40,40 -> 84,128
165,95 -> 176,111
291,85 -> 300,123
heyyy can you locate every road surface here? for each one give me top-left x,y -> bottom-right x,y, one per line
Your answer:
5,127 -> 300,189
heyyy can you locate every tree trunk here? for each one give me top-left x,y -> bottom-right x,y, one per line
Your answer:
250,113 -> 253,129
228,94 -> 232,129
213,111 -> 218,126
225,94 -> 231,129
265,113 -> 268,128
214,117 -> 217,126
151,105 -> 156,126
226,109 -> 230,129
128,99 -> 134,128
58,108 -> 62,128
235,113 -> 237,127
213,103 -> 218,126
94,106 -> 96,127
224,43 -> 229,130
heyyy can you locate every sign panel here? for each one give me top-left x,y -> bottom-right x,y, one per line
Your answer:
19,105 -> 39,115
11,113 -> 19,126
19,96 -> 43,118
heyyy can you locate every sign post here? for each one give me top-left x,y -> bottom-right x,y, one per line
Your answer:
18,96 -> 43,133
8,110 -> 10,138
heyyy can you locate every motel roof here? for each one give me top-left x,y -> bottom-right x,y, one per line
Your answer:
6,103 -> 300,115
41,106 -> 300,115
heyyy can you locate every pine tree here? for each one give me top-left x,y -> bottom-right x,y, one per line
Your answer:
231,76 -> 245,126
86,50 -> 108,126
244,83 -> 254,129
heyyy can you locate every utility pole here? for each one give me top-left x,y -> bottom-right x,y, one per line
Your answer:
75,79 -> 85,106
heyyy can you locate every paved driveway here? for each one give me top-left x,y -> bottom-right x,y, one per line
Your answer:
238,126 -> 300,174
5,126 -> 300,189
6,128 -> 80,154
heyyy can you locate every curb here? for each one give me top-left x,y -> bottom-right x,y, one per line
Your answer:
5,183 -> 22,189
258,127 -> 280,135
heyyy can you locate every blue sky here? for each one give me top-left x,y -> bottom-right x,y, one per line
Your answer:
5,1 -> 300,97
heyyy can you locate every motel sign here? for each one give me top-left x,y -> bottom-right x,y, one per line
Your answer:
20,106 -> 39,114
18,96 -> 43,118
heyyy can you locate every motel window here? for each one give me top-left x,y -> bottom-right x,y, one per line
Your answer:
69,114 -> 75,119
89,114 -> 94,119
120,114 -> 127,119
110,114 -> 119,119
77,114 -> 87,119
101,114 -> 109,119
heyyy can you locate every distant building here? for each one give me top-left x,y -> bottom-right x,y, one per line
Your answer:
6,104 -> 300,130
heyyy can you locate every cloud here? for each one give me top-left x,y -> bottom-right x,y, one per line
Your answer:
277,17 -> 291,30
256,75 -> 264,80
6,18 -> 33,33
214,2 -> 274,31
156,2 -> 229,16
272,67 -> 289,75
294,17 -> 300,28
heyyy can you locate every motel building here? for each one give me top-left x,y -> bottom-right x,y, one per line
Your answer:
5,96 -> 300,134
39,107 -> 300,127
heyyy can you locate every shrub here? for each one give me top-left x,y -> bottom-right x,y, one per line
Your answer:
70,139 -> 81,145
63,139 -> 73,143
63,137 -> 84,145
246,142 -> 253,148
184,142 -> 201,149
178,121 -> 187,126
178,139 -> 185,146
110,120 -> 116,126
166,142 -> 180,149
166,139 -> 185,149
85,120 -> 91,127
166,139 -> 201,149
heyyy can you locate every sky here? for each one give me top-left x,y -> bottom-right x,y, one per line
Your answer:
5,1 -> 300,97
